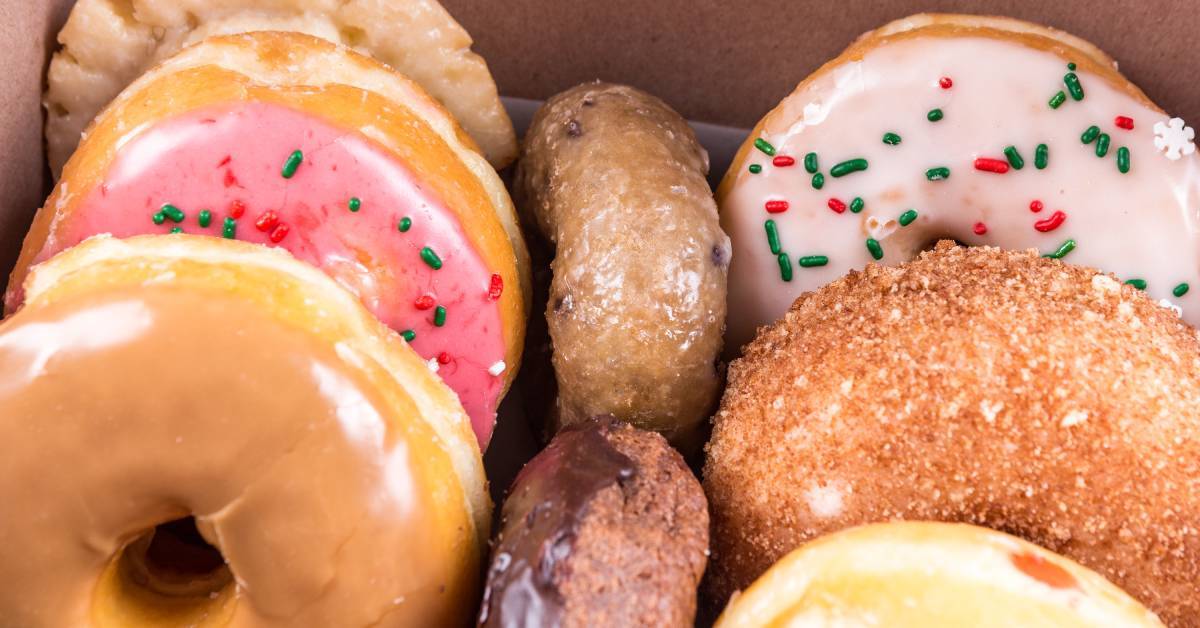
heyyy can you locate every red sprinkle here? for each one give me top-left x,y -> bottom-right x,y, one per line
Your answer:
487,274 -> 504,301
772,155 -> 796,167
1030,200 -> 1044,213
1011,552 -> 1079,590
939,76 -> 953,89
268,223 -> 290,243
229,200 -> 246,219
1114,116 -> 1135,130
217,155 -> 232,167
1034,210 -> 1067,232
973,222 -> 988,235
974,158 -> 1010,174
254,210 -> 279,232
827,198 -> 847,214
437,352 -> 452,365
223,170 -> 239,188
765,200 -> 790,214
414,294 -> 436,310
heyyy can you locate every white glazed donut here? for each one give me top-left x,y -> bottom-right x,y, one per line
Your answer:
718,13 -> 1200,350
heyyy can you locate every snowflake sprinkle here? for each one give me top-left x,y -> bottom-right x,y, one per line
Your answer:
1152,117 -> 1196,160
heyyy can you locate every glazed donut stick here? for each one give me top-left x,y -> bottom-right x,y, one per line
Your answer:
716,523 -> 1164,627
478,417 -> 709,627
0,235 -> 489,626
517,83 -> 730,444
719,13 -> 1200,350
46,0 -> 517,172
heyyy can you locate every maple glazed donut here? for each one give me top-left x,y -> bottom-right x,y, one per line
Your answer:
516,82 -> 729,444
45,0 -> 518,173
719,13 -> 1200,350
8,32 -> 529,449
0,235 -> 489,626
715,522 -> 1164,627
703,244 -> 1200,626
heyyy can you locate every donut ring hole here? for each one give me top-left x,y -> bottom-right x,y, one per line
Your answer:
93,516 -> 236,626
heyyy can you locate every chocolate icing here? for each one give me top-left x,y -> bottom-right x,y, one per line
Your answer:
478,417 -> 635,627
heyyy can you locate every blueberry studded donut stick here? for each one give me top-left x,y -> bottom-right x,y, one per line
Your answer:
719,13 -> 1200,351
516,82 -> 730,446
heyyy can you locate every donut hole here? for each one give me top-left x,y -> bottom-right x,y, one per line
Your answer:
93,516 -> 236,626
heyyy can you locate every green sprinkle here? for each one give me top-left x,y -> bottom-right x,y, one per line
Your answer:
152,212 -> 166,225
811,173 -> 825,190
1125,279 -> 1147,290
849,197 -> 864,214
748,163 -> 762,174
803,152 -> 819,174
401,329 -> 416,342
798,255 -> 829,268
898,209 -> 918,227
1067,62 -> 1077,71
398,217 -> 412,232
1064,72 -> 1084,101
765,220 -> 782,254
830,158 -> 868,178
348,197 -> 362,212
754,138 -> 776,156
198,209 -> 212,228
882,132 -> 902,145
1081,125 -> 1100,144
1043,239 -> 1077,259
777,253 -> 793,282
1048,91 -> 1067,109
222,217 -> 237,239
925,167 -> 950,181
927,108 -> 944,122
866,238 -> 883,260
1117,146 -> 1130,174
1095,133 -> 1110,157
1003,146 -> 1025,170
169,227 -> 183,234
1174,283 -> 1190,298
281,150 -> 303,178
420,246 -> 443,269
161,204 -> 185,223
434,305 -> 447,327
1035,143 -> 1049,169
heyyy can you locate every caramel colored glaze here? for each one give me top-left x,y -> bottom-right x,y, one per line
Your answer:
0,280 -> 479,625
516,83 -> 729,445
704,244 -> 1200,626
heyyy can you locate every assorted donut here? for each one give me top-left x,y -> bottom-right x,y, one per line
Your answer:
2,5 -> 1198,627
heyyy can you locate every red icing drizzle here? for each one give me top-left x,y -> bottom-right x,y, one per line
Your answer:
35,103 -> 507,448
1010,551 -> 1079,590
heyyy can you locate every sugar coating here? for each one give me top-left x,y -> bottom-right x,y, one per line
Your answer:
704,243 -> 1200,625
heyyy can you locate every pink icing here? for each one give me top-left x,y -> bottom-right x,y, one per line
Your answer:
33,102 -> 507,448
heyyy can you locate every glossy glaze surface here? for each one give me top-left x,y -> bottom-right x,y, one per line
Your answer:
28,102 -> 507,446
0,285 -> 475,626
723,35 -> 1200,348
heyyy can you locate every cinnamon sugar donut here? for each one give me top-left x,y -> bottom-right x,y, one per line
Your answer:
704,243 -> 1200,626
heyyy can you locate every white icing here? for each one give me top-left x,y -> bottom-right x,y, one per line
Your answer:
723,36 -> 1200,350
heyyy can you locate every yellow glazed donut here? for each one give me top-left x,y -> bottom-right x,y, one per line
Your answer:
715,522 -> 1164,627
0,235 -> 488,626
719,14 -> 1200,350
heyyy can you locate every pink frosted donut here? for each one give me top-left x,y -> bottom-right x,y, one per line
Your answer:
7,33 -> 529,449
718,14 -> 1200,350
